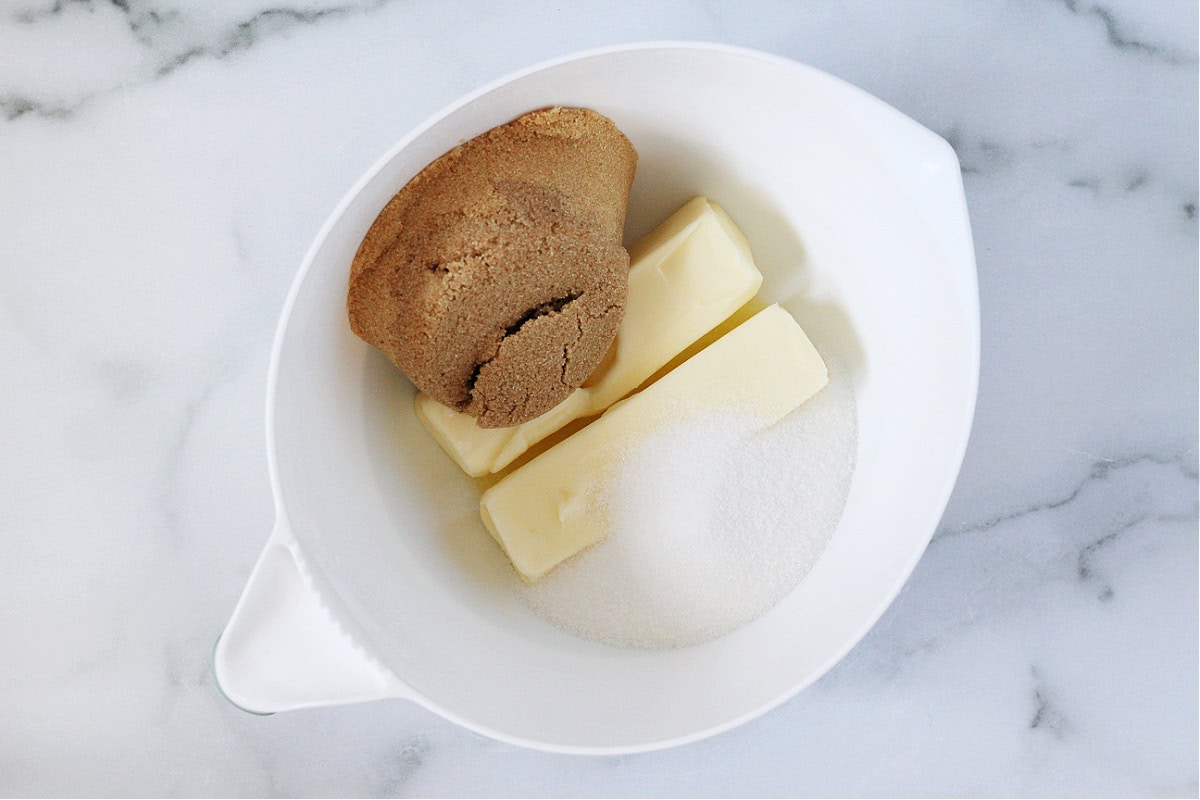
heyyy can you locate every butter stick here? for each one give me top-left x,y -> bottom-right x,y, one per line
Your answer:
414,197 -> 764,477
480,304 -> 829,583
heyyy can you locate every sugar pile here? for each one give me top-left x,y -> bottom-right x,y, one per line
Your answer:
520,358 -> 858,649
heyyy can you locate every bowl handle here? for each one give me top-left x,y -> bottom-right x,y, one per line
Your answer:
213,518 -> 408,714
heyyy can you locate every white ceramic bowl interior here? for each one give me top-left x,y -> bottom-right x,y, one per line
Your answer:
216,42 -> 978,753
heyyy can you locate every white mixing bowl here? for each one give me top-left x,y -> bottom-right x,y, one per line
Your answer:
214,41 -> 978,754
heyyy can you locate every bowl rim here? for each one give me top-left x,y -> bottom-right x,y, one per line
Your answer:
261,40 -> 980,754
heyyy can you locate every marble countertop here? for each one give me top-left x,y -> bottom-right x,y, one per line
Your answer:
2,0 -> 1196,796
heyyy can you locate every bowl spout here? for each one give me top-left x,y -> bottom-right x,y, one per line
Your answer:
213,520 -> 408,714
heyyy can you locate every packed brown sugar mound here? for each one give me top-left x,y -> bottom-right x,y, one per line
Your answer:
347,107 -> 637,427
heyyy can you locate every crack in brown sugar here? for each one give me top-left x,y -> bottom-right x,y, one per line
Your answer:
503,293 -> 582,337
462,358 -> 491,409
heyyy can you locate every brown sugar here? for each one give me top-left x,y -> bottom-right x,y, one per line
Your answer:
347,107 -> 637,427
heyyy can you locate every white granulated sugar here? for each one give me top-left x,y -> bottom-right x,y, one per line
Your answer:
520,357 -> 858,649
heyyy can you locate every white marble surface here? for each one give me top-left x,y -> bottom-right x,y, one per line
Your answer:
1,0 -> 1196,796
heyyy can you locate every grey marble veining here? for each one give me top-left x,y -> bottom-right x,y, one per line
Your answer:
2,0 -> 403,120
0,0 -> 1195,796
1057,0 -> 1196,65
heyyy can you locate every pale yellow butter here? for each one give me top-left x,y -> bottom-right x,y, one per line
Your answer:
479,304 -> 829,583
414,197 -> 764,477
